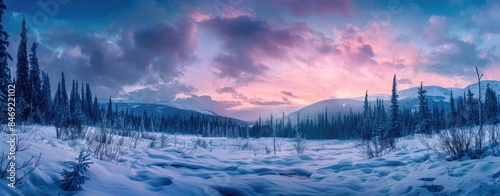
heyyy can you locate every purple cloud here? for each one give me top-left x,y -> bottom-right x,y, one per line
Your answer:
203,16 -> 335,84
281,91 -> 297,98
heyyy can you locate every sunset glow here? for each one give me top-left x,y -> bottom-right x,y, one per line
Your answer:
5,0 -> 500,121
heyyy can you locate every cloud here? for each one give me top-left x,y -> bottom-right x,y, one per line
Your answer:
203,15 -> 338,85
35,17 -> 198,98
424,39 -> 491,76
397,78 -> 413,85
6,0 -> 135,20
249,97 -> 290,106
467,1 -> 500,35
262,0 -> 352,17
172,95 -> 242,115
281,91 -> 297,98
423,15 -> 450,45
216,86 -> 237,94
119,80 -> 197,103
421,15 -> 494,77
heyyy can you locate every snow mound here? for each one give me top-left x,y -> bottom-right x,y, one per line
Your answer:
0,127 -> 499,195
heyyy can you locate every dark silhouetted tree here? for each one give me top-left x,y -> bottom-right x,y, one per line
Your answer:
15,17 -> 31,121
388,74 -> 401,137
29,42 -> 42,123
0,0 -> 12,124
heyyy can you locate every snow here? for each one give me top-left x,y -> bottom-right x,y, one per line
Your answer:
1,126 -> 499,195
114,99 -> 217,116
352,80 -> 500,102
156,101 -> 216,116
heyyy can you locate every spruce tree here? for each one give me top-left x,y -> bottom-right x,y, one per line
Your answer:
85,83 -> 92,120
416,82 -> 431,134
40,72 -> 52,124
106,96 -> 113,126
0,0 -> 12,124
484,83 -> 498,124
92,95 -> 99,125
55,72 -> 69,129
389,74 -> 401,137
29,42 -> 42,123
362,90 -> 372,139
456,95 -> 466,127
15,17 -> 31,122
449,90 -> 456,128
466,88 -> 479,126
56,151 -> 93,191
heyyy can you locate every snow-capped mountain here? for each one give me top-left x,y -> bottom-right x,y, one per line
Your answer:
285,80 -> 500,124
157,101 -> 217,116
110,100 -> 247,124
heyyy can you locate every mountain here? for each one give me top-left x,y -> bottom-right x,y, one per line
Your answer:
156,101 -> 217,116
110,100 -> 247,124
284,80 -> 500,124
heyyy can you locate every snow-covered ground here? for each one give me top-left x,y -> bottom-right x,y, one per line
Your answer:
1,126 -> 499,196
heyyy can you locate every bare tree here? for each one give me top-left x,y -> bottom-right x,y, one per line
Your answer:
474,67 -> 486,158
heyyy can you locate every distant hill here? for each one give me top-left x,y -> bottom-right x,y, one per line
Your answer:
109,100 -> 247,124
284,80 -> 500,124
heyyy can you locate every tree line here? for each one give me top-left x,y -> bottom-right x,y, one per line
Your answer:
250,75 -> 500,140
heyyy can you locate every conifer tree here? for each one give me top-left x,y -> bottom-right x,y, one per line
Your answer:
29,42 -> 42,123
0,0 -> 12,124
56,151 -> 93,191
92,95 -> 99,124
85,83 -> 92,120
40,72 -> 52,124
106,97 -> 113,126
484,83 -> 498,124
416,82 -> 431,134
55,72 -> 69,131
449,90 -> 456,127
16,17 -> 31,121
388,74 -> 401,137
362,90 -> 372,139
466,88 -> 479,126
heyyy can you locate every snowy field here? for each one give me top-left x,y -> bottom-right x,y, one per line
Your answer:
1,126 -> 499,196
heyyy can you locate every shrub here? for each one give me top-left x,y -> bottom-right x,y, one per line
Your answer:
85,128 -> 128,161
419,127 -> 480,161
0,136 -> 41,188
358,135 -> 395,159
292,131 -> 308,154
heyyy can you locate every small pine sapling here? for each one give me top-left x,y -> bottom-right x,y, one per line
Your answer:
56,151 -> 94,191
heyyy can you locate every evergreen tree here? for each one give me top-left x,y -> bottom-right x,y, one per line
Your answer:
484,83 -> 498,124
29,42 -> 42,123
466,88 -> 479,126
362,90 -> 372,139
0,0 -> 12,124
449,90 -> 456,127
69,80 -> 83,128
416,82 -> 431,134
56,151 -> 94,191
456,95 -> 466,127
388,74 -> 401,137
85,83 -> 93,121
106,97 -> 113,126
40,72 -> 52,124
15,17 -> 31,121
92,95 -> 99,125
54,72 -> 69,131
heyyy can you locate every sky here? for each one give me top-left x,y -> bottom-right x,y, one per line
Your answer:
3,0 -> 500,121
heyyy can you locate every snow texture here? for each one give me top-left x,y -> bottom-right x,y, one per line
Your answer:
0,126 -> 499,195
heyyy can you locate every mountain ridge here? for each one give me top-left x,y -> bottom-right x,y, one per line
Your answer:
283,80 -> 500,124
